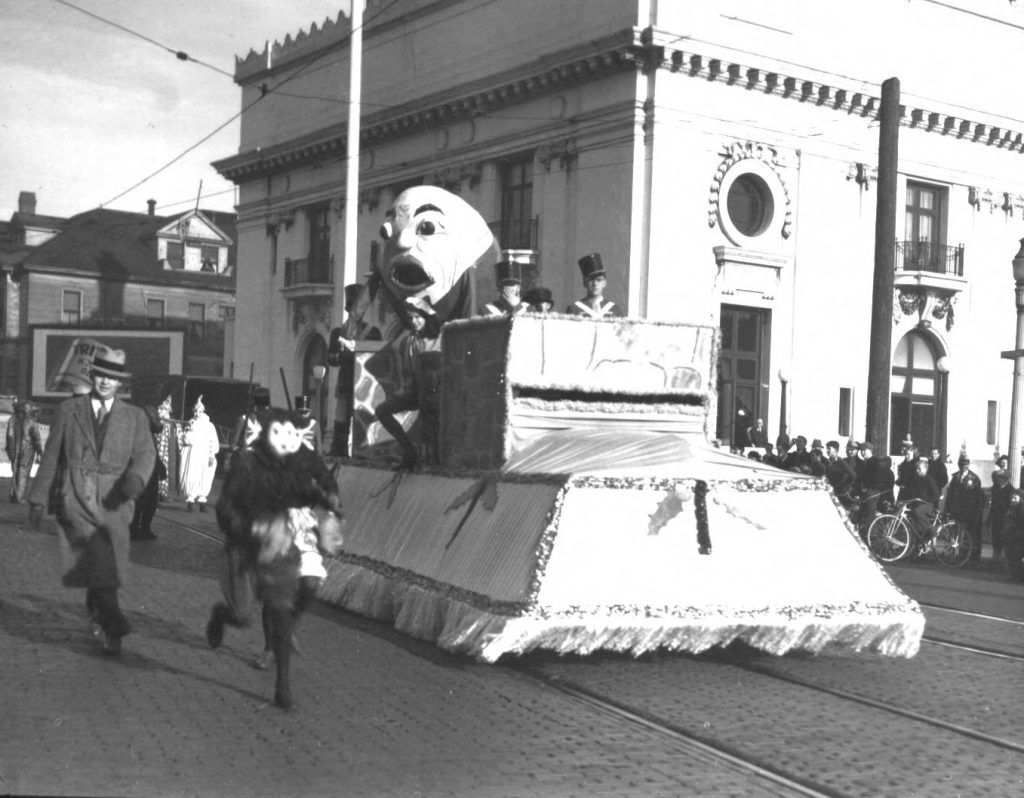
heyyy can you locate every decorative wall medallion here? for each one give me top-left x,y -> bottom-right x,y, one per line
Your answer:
709,140 -> 794,244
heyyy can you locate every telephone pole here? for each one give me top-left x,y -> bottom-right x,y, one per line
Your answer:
865,77 -> 900,453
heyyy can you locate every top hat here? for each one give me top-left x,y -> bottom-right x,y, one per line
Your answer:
90,347 -> 131,379
344,283 -> 362,312
252,387 -> 271,409
294,394 -> 311,413
494,260 -> 523,286
811,438 -> 823,449
523,286 -> 553,306
577,253 -> 606,281
404,296 -> 436,318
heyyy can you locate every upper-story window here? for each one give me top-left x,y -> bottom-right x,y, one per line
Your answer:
146,298 -> 165,327
309,205 -> 330,266
188,302 -> 206,344
200,245 -> 219,273
62,290 -> 81,325
499,157 -> 535,249
727,174 -> 773,237
167,241 -> 184,270
903,182 -> 949,272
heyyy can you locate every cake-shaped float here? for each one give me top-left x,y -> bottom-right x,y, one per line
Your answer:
319,312 -> 923,662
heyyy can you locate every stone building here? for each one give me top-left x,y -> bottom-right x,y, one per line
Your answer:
213,0 -> 1024,466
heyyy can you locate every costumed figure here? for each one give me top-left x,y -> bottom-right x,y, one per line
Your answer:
292,395 -> 321,455
566,253 -> 624,318
480,260 -> 530,317
229,386 -> 271,457
6,399 -> 44,503
155,395 -> 177,500
326,285 -> 366,457
205,407 -> 344,709
523,286 -> 554,315
178,395 -> 219,512
374,297 -> 442,469
129,405 -> 165,541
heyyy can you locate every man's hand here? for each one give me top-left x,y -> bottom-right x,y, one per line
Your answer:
28,503 -> 44,530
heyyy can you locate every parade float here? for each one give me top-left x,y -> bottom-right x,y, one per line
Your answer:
317,187 -> 923,662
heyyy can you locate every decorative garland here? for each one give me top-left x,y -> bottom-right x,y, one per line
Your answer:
512,396 -> 706,415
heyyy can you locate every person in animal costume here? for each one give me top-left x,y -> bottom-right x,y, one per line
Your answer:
205,407 -> 343,709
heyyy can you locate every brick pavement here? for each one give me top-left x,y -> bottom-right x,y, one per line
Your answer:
0,481 -> 817,798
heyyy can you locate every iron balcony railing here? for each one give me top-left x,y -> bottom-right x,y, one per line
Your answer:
284,254 -> 334,286
895,241 -> 964,277
487,216 -> 539,250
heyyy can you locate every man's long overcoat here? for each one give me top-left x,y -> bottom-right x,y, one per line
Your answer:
28,395 -> 155,588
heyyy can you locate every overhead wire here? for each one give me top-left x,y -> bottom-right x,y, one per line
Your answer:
97,0 -> 403,209
50,0 -> 235,79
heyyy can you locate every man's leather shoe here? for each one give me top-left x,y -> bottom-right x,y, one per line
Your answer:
101,635 -> 122,657
131,529 -> 157,541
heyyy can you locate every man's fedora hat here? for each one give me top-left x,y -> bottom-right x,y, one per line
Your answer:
577,253 -> 606,281
90,347 -> 131,380
524,286 -> 553,306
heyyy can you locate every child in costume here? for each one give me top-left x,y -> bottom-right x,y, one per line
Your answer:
206,407 -> 343,709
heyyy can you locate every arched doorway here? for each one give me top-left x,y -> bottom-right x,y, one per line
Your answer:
302,333 -> 329,436
890,330 -> 946,455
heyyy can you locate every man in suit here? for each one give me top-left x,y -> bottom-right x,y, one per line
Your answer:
944,453 -> 985,563
28,347 -> 156,656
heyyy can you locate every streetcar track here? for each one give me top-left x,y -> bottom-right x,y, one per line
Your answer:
919,602 -> 1024,627
168,512 -> 1024,766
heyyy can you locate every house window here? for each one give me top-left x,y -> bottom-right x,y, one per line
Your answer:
146,298 -> 165,327
167,241 -> 184,269
188,303 -> 206,344
62,290 -> 82,325
200,245 -> 219,273
500,158 -> 534,249
904,182 -> 947,272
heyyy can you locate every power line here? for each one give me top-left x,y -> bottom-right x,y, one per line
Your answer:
99,0 -> 403,208
50,0 -> 235,79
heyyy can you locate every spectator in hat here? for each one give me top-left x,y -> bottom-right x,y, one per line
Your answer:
824,440 -> 857,507
896,436 -> 918,492
481,260 -> 529,317
844,440 -> 863,486
27,346 -> 156,656
856,441 -> 895,526
989,454 -> 1011,560
374,296 -> 442,469
566,253 -> 624,318
927,447 -> 949,496
523,286 -> 554,315
944,454 -> 984,562
6,399 -> 44,503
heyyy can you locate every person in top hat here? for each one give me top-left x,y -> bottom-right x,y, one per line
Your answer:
327,284 -> 370,457
28,346 -> 156,656
230,386 -> 271,458
375,296 -> 442,469
292,394 -> 322,454
480,260 -> 530,317
566,253 -> 624,318
6,398 -> 44,503
523,286 -> 554,315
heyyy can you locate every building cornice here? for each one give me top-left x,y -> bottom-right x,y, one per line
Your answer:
214,25 -> 1024,186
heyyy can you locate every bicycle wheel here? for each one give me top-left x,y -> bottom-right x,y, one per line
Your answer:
866,514 -> 912,563
932,521 -> 973,568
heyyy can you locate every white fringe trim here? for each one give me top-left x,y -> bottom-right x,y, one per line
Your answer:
320,560 -> 924,663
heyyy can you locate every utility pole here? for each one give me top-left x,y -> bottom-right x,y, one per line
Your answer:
865,77 -> 900,453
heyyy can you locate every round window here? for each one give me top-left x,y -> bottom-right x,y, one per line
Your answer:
726,174 -> 773,237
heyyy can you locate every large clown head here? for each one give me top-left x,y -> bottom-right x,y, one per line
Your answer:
377,186 -> 495,307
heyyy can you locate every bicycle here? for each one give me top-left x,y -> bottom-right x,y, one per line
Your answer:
865,500 -> 974,567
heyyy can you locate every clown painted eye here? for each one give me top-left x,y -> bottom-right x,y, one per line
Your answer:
416,220 -> 436,236
379,222 -> 393,241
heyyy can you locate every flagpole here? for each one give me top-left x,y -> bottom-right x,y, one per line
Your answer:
342,0 -> 364,291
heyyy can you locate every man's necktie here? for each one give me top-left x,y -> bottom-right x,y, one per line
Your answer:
96,403 -> 107,425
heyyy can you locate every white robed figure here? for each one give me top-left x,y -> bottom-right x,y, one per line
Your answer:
178,395 -> 219,511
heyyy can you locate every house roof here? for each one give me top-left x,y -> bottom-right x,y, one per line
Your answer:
11,212 -> 67,230
21,207 -> 236,290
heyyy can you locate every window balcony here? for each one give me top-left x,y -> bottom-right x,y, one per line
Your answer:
487,217 -> 539,250
894,241 -> 967,295
282,254 -> 334,299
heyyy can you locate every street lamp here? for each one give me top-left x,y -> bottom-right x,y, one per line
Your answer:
777,367 -> 791,450
1003,238 -> 1024,488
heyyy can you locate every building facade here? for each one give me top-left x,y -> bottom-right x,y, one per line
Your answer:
213,0 -> 1024,468
12,204 -> 237,398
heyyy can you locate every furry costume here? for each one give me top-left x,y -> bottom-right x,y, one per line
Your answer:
206,408 -> 342,709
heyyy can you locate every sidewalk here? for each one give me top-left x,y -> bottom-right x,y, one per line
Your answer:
0,480 -> 785,798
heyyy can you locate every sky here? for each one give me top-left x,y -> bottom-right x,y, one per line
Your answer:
3,0 -> 1024,223
1,0 -> 351,220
